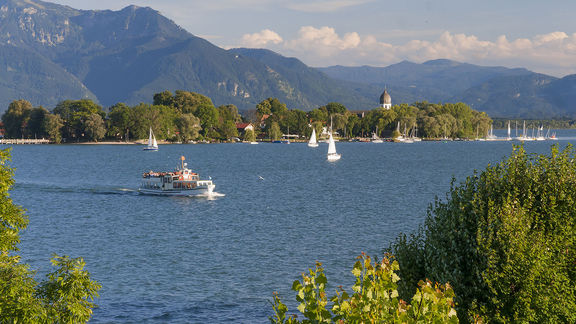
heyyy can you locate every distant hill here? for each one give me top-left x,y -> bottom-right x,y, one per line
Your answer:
0,0 -> 378,112
0,0 -> 575,118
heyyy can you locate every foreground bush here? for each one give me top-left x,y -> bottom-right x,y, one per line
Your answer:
390,145 -> 576,322
0,148 -> 101,322
270,254 -> 457,323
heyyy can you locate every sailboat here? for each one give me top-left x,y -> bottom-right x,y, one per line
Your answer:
536,125 -> 546,141
308,128 -> 319,147
143,127 -> 159,151
372,126 -> 383,143
516,121 -> 529,141
327,132 -> 341,161
486,124 -> 497,141
506,121 -> 512,141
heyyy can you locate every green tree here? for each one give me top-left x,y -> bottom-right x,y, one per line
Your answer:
173,90 -> 214,114
53,100 -> 105,140
268,122 -> 282,140
129,104 -> 177,140
308,107 -> 328,124
256,100 -> 272,116
218,104 -> 242,123
82,113 -> 106,142
0,148 -> 100,322
175,114 -> 201,143
390,145 -> 576,323
27,106 -> 49,138
195,104 -> 219,137
330,113 -> 347,136
243,129 -> 256,142
220,120 -> 239,140
324,102 -> 347,115
270,254 -> 457,323
152,90 -> 174,106
283,109 -> 308,138
268,98 -> 288,116
44,114 -> 64,144
107,103 -> 134,141
2,99 -> 32,138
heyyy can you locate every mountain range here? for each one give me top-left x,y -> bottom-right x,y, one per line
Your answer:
0,0 -> 575,118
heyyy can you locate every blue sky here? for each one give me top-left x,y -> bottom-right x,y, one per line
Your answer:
53,0 -> 576,76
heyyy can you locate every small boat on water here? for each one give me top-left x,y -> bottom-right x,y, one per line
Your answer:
308,128 -> 319,147
139,156 -> 215,196
143,127 -> 159,151
327,132 -> 341,161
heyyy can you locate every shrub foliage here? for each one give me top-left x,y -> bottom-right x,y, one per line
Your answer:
390,145 -> 576,322
270,254 -> 457,323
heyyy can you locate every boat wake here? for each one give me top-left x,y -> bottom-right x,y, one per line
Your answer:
185,191 -> 226,199
14,181 -> 138,196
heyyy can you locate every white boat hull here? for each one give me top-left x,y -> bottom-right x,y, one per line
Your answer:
327,153 -> 341,161
308,143 -> 319,147
139,184 -> 215,196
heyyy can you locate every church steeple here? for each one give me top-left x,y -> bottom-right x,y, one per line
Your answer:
379,88 -> 391,109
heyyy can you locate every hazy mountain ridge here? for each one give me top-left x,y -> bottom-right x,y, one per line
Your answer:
318,61 -> 576,118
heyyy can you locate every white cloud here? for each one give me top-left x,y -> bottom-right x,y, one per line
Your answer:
235,28 -> 576,76
241,29 -> 283,47
284,26 -> 360,54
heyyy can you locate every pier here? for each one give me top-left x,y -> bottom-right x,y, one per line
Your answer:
0,139 -> 51,144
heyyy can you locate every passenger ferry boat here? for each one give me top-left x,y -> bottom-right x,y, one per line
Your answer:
139,156 -> 215,196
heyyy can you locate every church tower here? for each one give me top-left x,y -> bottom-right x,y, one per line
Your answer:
379,88 -> 391,109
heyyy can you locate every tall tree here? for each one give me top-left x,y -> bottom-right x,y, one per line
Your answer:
1,100 -> 32,138
256,100 -> 272,116
243,129 -> 256,142
44,114 -> 64,144
218,104 -> 242,123
152,90 -> 174,107
107,103 -> 133,141
173,90 -> 214,114
175,114 -> 201,142
53,100 -> 104,140
26,107 -> 49,138
220,120 -> 239,140
324,102 -> 347,115
82,114 -> 106,142
195,104 -> 219,136
268,121 -> 281,140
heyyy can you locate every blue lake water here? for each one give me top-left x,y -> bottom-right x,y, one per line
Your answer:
8,130 -> 576,323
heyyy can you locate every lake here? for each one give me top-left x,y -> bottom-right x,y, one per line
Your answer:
9,130 -> 576,323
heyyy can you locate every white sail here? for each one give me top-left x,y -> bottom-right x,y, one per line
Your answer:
145,127 -> 159,150
327,133 -> 337,154
308,128 -> 318,147
507,121 -> 511,140
327,132 -> 341,161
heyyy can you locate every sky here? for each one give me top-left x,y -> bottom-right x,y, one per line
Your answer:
52,0 -> 576,77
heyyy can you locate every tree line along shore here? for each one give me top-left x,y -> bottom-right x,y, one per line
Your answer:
2,90 -> 497,144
